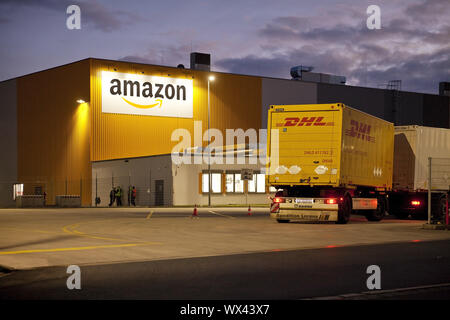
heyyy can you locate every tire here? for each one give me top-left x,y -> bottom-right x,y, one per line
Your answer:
366,196 -> 386,221
336,195 -> 352,224
436,194 -> 448,223
277,219 -> 290,223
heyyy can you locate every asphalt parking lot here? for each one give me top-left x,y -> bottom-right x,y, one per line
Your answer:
0,207 -> 449,270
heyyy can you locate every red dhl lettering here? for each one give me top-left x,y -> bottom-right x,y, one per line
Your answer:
345,120 -> 376,142
279,117 -> 334,127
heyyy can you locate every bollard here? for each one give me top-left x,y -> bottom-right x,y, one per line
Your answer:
248,205 -> 252,216
192,204 -> 198,218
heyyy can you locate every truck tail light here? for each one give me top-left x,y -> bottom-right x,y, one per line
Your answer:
325,198 -> 337,204
273,197 -> 285,203
411,200 -> 421,206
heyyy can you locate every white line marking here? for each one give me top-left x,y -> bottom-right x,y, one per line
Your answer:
208,210 -> 235,219
304,282 -> 450,300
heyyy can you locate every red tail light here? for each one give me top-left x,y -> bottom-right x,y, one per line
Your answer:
411,200 -> 421,206
325,198 -> 337,204
273,197 -> 285,203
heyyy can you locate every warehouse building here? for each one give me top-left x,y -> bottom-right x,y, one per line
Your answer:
0,54 -> 449,207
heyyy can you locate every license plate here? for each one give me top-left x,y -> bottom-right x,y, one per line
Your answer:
295,198 -> 314,204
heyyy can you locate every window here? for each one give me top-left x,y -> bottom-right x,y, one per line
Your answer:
13,184 -> 23,200
248,173 -> 266,193
225,174 -> 234,193
225,173 -> 244,193
202,173 -> 222,193
256,173 -> 265,193
234,174 -> 244,193
248,174 -> 256,193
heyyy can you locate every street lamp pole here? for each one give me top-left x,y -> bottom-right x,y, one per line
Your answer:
207,76 -> 215,207
207,78 -> 211,207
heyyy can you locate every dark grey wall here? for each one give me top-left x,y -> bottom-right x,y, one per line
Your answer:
316,82 -> 449,128
317,83 -> 390,120
261,78 -> 317,129
396,91 -> 424,126
423,94 -> 450,128
0,79 -> 18,207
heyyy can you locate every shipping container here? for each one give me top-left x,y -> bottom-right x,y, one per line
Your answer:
267,103 -> 394,224
267,103 -> 394,189
390,125 -> 450,220
393,126 -> 450,191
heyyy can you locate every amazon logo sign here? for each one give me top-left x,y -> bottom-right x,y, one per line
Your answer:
101,71 -> 193,118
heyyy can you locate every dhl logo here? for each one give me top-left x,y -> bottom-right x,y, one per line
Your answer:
345,120 -> 375,142
276,117 -> 334,127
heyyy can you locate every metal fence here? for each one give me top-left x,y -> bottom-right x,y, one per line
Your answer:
10,177 -> 91,207
8,173 -> 172,207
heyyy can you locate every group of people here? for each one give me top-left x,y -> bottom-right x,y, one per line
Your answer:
109,186 -> 137,207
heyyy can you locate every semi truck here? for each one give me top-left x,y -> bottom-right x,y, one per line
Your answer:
389,125 -> 450,221
266,103 -> 394,224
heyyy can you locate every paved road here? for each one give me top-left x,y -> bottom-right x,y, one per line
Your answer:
0,239 -> 449,299
1,207 -> 449,270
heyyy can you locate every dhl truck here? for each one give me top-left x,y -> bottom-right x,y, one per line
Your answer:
390,125 -> 450,221
267,103 -> 394,224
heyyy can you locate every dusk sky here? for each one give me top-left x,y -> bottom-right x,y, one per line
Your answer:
0,0 -> 448,94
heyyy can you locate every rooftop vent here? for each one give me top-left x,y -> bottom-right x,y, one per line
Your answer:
439,82 -> 450,96
290,65 -> 314,79
290,65 -> 346,85
190,52 -> 210,71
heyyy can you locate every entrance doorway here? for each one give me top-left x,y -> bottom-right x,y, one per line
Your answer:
155,180 -> 164,206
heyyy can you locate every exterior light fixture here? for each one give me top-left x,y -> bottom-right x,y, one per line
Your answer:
77,99 -> 86,104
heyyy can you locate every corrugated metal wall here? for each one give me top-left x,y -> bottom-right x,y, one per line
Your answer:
90,59 -> 262,162
0,79 -> 18,207
17,60 -> 91,205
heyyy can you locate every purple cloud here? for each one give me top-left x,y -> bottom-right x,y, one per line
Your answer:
216,0 -> 450,94
0,0 -> 142,32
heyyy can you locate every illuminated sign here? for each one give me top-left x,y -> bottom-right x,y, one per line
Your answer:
101,71 -> 193,118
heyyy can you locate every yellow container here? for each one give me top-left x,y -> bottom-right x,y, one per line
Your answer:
267,103 -> 394,190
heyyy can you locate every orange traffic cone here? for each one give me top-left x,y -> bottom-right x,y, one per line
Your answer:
248,205 -> 252,216
192,204 -> 198,218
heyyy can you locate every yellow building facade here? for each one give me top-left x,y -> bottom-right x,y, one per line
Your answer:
14,58 -> 262,206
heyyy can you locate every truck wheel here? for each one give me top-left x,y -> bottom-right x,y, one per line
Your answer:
436,195 -> 448,223
277,219 -> 290,223
367,196 -> 386,221
336,195 -> 351,224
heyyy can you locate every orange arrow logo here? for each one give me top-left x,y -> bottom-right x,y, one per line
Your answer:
121,97 -> 163,109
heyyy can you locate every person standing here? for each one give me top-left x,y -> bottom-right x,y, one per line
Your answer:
109,187 -> 116,207
128,186 -> 132,206
131,186 -> 137,207
116,186 -> 122,206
